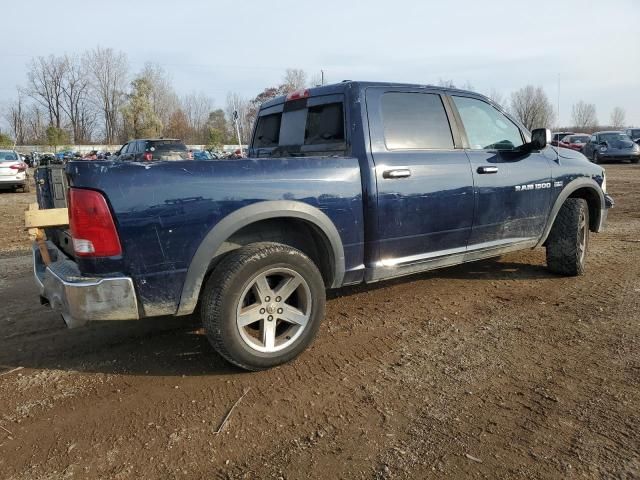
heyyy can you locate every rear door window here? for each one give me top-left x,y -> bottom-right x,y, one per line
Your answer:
380,93 -> 454,150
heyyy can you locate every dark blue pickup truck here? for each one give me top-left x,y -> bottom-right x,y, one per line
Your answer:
33,81 -> 613,370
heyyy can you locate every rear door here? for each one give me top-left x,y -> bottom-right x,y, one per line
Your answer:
449,95 -> 553,247
366,87 -> 475,265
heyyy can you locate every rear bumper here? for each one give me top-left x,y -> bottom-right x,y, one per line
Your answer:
0,175 -> 27,186
33,241 -> 139,328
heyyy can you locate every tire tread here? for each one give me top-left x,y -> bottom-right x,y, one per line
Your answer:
546,198 -> 588,276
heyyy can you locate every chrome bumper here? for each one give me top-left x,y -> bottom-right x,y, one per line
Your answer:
33,242 -> 139,328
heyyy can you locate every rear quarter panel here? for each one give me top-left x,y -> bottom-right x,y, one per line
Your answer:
66,158 -> 364,316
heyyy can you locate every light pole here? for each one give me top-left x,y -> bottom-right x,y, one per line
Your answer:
233,110 -> 242,155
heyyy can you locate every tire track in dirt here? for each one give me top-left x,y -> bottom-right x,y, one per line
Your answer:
1,165 -> 639,479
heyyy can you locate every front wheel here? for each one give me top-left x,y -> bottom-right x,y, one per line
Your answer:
200,242 -> 326,371
546,198 -> 589,276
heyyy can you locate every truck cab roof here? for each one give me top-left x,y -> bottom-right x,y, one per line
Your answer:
260,81 -> 492,109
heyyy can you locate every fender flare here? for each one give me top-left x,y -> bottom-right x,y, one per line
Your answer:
176,200 -> 345,315
536,177 -> 604,247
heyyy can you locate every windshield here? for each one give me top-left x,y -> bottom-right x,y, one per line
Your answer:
0,151 -> 18,161
600,133 -> 631,142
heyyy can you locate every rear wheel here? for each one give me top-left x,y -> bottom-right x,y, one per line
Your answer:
200,242 -> 326,371
546,198 -> 589,276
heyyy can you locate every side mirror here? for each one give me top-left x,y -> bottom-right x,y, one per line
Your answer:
531,128 -> 551,150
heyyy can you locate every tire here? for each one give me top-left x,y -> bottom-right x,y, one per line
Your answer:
200,242 -> 326,371
546,198 -> 589,276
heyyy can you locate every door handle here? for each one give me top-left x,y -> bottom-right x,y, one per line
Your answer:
382,168 -> 411,179
477,166 -> 498,174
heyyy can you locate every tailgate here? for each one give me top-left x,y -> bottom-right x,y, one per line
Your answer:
34,165 -> 73,257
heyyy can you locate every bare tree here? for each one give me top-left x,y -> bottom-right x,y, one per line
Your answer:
60,54 -> 94,143
460,81 -> 474,91
85,46 -> 128,143
25,103 -> 47,144
182,92 -> 214,142
609,107 -> 626,129
24,55 -> 68,128
282,69 -> 307,92
487,88 -> 506,109
571,101 -> 598,130
5,96 -> 26,145
509,85 -> 555,131
437,79 -> 456,88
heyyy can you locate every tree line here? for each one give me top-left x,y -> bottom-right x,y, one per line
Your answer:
0,47 -> 312,148
0,49 -> 631,149
483,83 -> 627,133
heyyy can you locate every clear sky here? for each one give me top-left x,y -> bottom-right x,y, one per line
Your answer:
2,0 -> 640,126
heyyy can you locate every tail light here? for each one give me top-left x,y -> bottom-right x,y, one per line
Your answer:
10,163 -> 27,172
69,188 -> 122,257
142,152 -> 153,161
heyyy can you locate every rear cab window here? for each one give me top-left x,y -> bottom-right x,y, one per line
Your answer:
250,93 -> 347,157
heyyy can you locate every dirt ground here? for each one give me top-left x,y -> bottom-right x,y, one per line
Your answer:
0,165 -> 638,479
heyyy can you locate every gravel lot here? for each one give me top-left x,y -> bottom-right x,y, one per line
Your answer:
0,165 -> 638,479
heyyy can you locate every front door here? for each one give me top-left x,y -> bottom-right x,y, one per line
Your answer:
449,95 -> 553,247
366,88 -> 475,269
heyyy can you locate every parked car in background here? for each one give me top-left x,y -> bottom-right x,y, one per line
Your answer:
560,134 -> 590,152
55,150 -> 74,161
191,149 -> 215,160
625,128 -> 640,144
583,131 -> 640,164
0,150 -> 30,192
551,131 -> 574,146
115,139 -> 190,161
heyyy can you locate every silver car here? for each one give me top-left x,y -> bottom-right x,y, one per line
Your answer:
0,150 -> 30,192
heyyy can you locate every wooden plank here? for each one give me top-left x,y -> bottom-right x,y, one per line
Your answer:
24,207 -> 69,228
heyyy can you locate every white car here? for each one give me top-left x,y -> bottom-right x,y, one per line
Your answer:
0,150 -> 30,192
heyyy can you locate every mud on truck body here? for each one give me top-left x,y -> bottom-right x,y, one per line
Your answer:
31,81 -> 613,370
